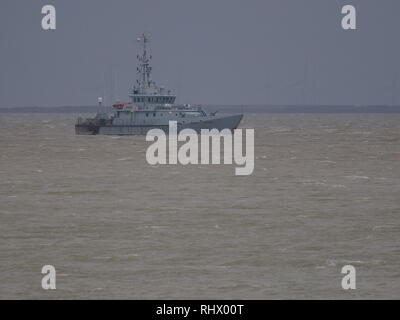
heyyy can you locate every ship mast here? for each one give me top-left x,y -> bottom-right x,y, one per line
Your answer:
136,34 -> 153,89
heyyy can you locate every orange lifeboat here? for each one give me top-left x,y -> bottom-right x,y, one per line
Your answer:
112,102 -> 132,109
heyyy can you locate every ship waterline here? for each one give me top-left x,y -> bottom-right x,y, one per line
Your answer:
75,114 -> 243,135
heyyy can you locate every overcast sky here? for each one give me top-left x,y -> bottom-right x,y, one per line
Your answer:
1,0 -> 400,107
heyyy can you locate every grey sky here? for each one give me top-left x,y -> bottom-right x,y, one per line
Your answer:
0,0 -> 399,107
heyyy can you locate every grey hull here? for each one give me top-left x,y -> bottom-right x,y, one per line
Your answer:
75,114 -> 243,135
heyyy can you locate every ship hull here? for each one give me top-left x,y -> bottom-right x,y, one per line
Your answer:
75,114 -> 243,135
75,125 -> 99,135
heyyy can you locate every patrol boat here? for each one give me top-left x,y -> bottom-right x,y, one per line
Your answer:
75,34 -> 243,135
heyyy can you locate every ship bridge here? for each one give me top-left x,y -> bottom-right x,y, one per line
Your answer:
129,34 -> 176,110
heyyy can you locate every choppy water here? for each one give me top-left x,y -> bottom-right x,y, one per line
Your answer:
0,113 -> 399,299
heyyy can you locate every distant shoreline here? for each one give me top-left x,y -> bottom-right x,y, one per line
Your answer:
1,105 -> 400,114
